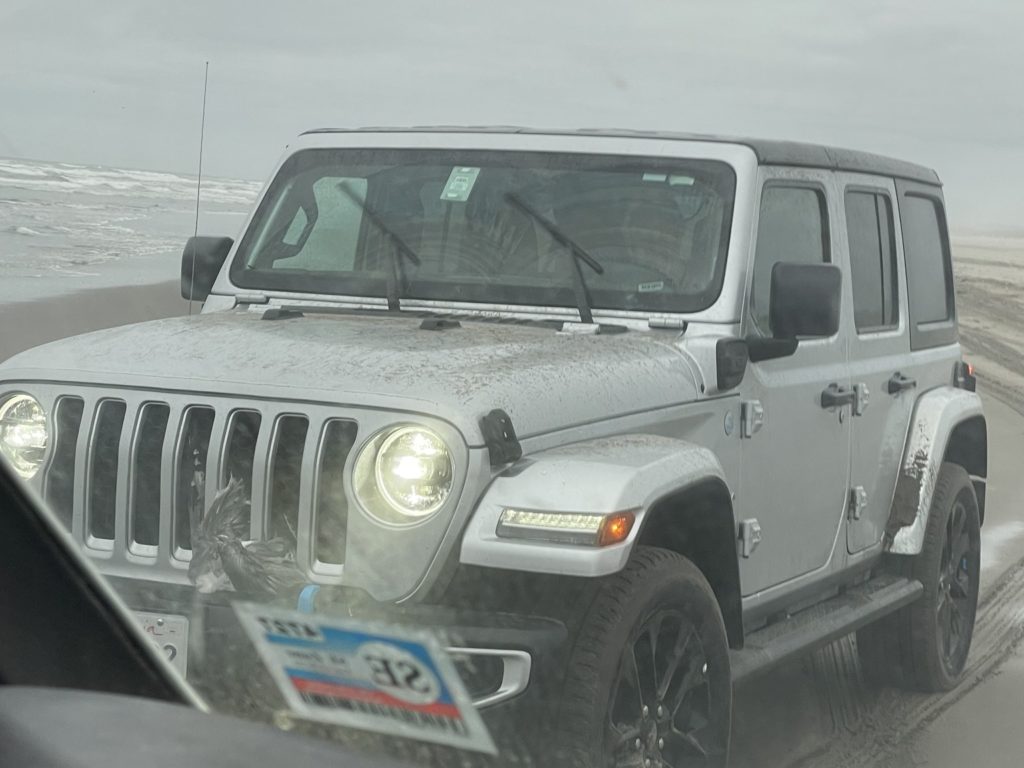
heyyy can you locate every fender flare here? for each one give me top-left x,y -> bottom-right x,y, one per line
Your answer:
888,386 -> 985,555
459,434 -> 732,577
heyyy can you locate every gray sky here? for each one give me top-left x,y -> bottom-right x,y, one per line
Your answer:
1,0 -> 1020,231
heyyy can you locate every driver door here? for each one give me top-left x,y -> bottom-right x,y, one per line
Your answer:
738,169 -> 853,595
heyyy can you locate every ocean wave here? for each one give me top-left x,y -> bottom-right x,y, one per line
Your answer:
0,157 -> 255,288
8,225 -> 43,236
0,157 -> 262,206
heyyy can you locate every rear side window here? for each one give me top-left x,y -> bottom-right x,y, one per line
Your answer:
751,186 -> 829,332
901,195 -> 953,325
846,191 -> 898,331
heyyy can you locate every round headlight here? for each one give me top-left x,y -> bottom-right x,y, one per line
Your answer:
0,394 -> 48,479
354,426 -> 454,524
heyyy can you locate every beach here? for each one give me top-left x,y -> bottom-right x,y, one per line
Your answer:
0,280 -> 188,362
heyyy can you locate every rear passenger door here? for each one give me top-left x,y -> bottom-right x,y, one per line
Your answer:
839,175 -> 915,553
845,178 -> 959,553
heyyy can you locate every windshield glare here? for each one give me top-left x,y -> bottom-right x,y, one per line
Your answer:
231,148 -> 736,314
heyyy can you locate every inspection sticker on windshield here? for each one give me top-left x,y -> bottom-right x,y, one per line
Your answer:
638,280 -> 665,293
440,166 -> 480,201
234,603 -> 496,754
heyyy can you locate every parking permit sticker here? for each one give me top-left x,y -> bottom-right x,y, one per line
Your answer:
234,603 -> 496,755
440,167 -> 480,202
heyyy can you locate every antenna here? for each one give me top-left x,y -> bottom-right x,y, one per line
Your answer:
189,61 -> 209,316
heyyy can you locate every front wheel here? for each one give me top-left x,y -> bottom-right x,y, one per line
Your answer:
553,546 -> 732,768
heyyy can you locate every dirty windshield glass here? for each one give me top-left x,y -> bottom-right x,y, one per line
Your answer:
233,149 -> 736,314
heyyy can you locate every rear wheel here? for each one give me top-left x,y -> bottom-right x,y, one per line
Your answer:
858,462 -> 981,691
553,546 -> 732,768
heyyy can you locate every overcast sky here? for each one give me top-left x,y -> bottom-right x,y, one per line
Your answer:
1,0 -> 1020,231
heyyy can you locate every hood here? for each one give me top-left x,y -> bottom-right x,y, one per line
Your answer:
0,310 -> 701,443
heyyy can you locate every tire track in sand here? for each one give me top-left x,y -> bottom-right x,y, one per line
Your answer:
793,554 -> 1024,768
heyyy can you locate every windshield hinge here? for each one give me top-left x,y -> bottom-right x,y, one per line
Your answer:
647,316 -> 688,330
259,307 -> 303,321
235,292 -> 269,305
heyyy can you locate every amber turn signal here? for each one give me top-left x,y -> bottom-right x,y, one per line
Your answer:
599,511 -> 636,546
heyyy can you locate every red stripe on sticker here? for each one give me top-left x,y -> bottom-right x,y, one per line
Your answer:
290,676 -> 462,718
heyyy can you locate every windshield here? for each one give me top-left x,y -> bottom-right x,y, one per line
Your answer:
231,148 -> 736,314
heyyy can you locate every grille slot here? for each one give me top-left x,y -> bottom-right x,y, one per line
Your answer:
87,400 -> 127,543
315,420 -> 358,566
174,406 -> 215,552
45,397 -> 84,529
267,416 -> 308,541
221,410 -> 262,497
130,403 -> 170,549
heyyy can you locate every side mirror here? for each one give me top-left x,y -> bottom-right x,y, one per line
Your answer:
747,262 -> 841,362
181,236 -> 233,302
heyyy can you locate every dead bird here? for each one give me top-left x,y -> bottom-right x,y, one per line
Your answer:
188,477 -> 306,599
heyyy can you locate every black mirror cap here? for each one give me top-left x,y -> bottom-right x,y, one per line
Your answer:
181,236 -> 234,302
716,338 -> 749,391
769,262 -> 841,339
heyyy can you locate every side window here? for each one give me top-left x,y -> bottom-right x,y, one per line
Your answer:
751,185 -> 829,333
273,177 -> 367,272
845,191 -> 898,332
901,194 -> 953,325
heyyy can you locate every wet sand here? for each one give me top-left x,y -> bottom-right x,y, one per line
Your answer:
0,280 -> 190,363
882,648 -> 1024,767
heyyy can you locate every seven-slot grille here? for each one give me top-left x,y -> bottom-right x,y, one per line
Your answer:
41,391 -> 358,584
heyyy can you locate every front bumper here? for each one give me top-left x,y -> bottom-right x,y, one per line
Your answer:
108,575 -> 568,753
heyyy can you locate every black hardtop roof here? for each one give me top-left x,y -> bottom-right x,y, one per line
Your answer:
300,125 -> 941,185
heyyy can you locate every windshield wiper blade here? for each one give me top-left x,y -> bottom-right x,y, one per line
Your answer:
337,181 -> 421,311
504,192 -> 604,324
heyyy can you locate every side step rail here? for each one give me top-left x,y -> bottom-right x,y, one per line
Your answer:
730,574 -> 923,684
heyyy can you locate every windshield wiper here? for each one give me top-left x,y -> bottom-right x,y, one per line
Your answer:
337,181 -> 421,311
504,192 -> 604,324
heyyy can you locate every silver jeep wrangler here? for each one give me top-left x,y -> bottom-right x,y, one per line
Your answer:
0,128 -> 986,766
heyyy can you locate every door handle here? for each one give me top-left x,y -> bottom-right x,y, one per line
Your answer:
820,383 -> 857,409
886,372 -> 917,395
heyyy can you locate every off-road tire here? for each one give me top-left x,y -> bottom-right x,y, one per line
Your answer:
858,462 -> 981,691
552,546 -> 732,768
